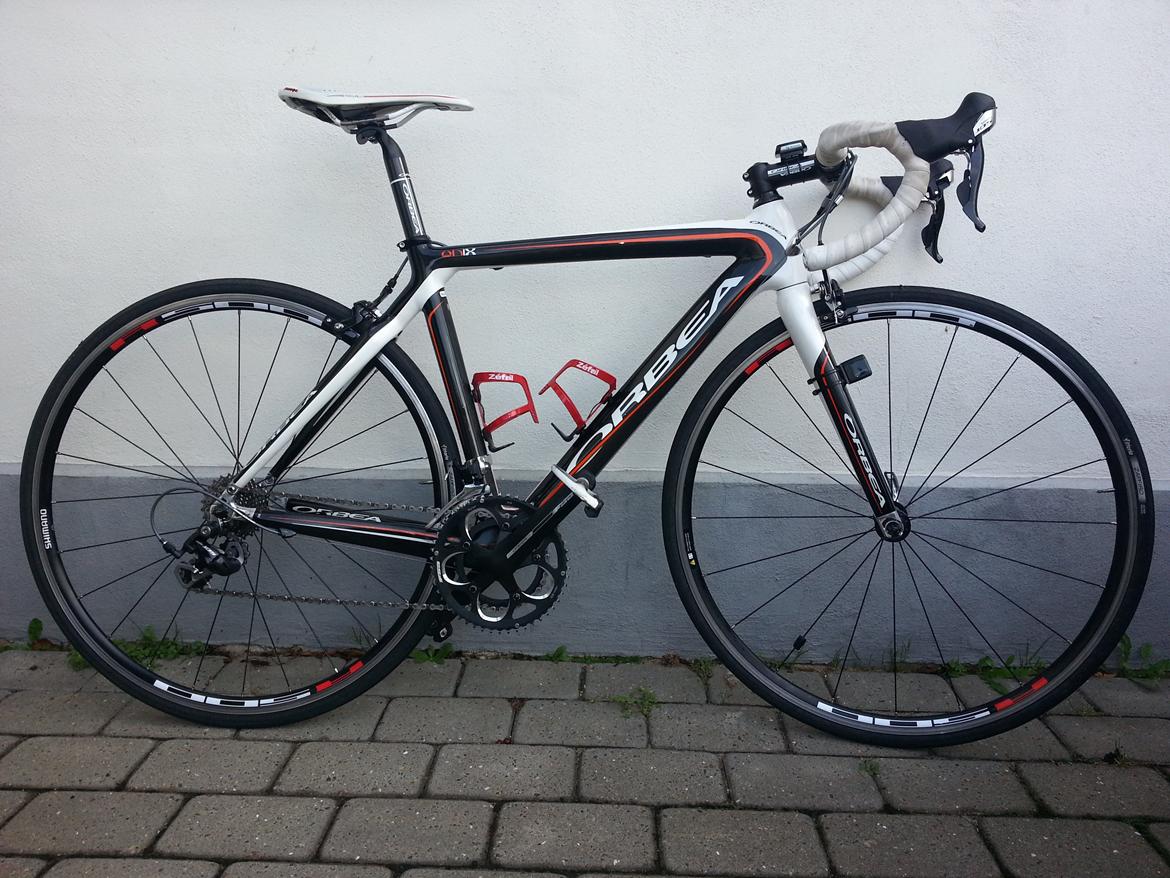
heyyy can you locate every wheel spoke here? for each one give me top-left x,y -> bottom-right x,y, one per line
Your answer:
906,356 -> 1019,506
733,531 -> 871,627
282,537 -> 376,641
726,408 -> 866,503
914,533 -> 1071,642
294,410 -> 409,467
144,337 -> 239,461
53,489 -> 200,505
260,544 -> 338,673
189,321 -> 240,471
289,372 -> 376,468
694,514 -> 858,520
109,558 -> 176,639
239,317 -> 290,457
79,555 -> 172,598
277,455 -> 427,485
325,540 -> 412,602
914,530 -> 1102,589
769,364 -> 854,475
74,408 -> 195,485
898,328 -> 957,490
62,527 -> 188,554
100,372 -> 200,483
56,452 -> 198,486
706,529 -> 872,577
915,458 -> 1106,519
193,574 -> 230,688
832,542 -> 883,698
911,399 -> 1073,507
903,538 -> 1021,684
698,459 -> 869,517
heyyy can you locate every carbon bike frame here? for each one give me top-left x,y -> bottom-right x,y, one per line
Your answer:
235,128 -> 899,558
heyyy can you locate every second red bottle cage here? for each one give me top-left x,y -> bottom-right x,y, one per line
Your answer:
471,359 -> 617,451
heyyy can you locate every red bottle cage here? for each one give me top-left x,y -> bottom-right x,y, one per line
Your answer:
471,371 -> 538,452
539,359 -> 618,441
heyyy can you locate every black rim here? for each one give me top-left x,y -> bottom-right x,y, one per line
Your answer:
29,291 -> 448,714
674,296 -> 1141,736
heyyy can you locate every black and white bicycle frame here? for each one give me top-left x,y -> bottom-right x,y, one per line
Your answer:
231,129 -> 900,557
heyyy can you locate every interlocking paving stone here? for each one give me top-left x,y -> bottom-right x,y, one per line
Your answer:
276,741 -> 433,797
783,718 -> 914,758
513,700 -> 646,748
322,798 -> 492,866
493,802 -> 655,871
725,754 -> 882,811
43,858 -> 220,877
0,857 -> 45,878
650,704 -> 786,752
1081,676 -> 1170,717
982,817 -> 1169,877
580,747 -> 726,806
932,719 -> 1069,761
368,660 -> 463,697
155,794 -> 336,861
660,808 -> 828,876
376,697 -> 513,744
0,791 -> 28,828
127,738 -> 292,793
0,791 -> 182,856
0,691 -> 127,736
0,651 -> 95,692
1018,762 -> 1170,818
821,813 -> 997,878
238,696 -> 388,742
584,663 -> 705,703
952,675 -> 1097,716
404,871 -> 564,878
222,864 -> 395,877
0,737 -> 17,760
1045,715 -> 1170,762
0,736 -> 153,790
428,743 -> 574,801
1151,824 -> 1170,858
101,700 -> 235,739
875,757 -> 1035,814
834,672 -> 962,714
457,659 -> 582,699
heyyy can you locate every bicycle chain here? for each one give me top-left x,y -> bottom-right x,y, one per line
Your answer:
186,491 -> 447,611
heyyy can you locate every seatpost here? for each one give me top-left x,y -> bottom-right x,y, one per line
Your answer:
357,126 -> 429,246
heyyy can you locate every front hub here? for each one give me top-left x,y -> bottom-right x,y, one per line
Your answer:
875,503 -> 912,542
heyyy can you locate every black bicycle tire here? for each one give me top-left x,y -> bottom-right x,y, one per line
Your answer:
663,285 -> 1154,747
21,278 -> 460,727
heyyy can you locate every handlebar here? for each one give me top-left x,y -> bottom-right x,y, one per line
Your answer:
748,93 -> 997,278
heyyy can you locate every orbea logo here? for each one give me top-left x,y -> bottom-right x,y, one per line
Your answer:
290,504 -> 383,523
842,413 -> 885,506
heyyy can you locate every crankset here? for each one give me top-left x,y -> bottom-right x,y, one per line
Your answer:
432,494 -> 567,630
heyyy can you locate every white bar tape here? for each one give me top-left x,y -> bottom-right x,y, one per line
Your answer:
801,120 -> 929,272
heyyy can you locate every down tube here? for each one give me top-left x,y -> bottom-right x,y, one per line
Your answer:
530,254 -> 774,511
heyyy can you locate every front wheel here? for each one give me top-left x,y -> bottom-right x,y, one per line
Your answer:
21,279 -> 459,726
664,286 -> 1153,747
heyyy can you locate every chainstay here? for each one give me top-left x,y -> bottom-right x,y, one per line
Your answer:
270,490 -> 439,516
186,581 -> 446,611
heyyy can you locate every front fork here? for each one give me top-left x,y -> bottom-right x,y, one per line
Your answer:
776,285 -> 904,535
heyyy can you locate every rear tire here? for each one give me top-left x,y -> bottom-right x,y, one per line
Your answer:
21,279 -> 459,727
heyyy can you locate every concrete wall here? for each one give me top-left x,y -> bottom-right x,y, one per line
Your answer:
1,1 -> 1167,655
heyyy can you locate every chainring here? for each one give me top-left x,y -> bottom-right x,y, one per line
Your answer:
432,494 -> 567,630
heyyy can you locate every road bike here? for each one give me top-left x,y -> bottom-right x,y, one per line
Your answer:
20,88 -> 1153,746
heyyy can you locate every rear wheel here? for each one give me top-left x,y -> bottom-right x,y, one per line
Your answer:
21,279 -> 458,726
664,287 -> 1153,746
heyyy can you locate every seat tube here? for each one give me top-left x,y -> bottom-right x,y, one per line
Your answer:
777,284 -> 896,517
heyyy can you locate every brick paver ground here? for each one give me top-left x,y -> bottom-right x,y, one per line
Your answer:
0,653 -> 1167,876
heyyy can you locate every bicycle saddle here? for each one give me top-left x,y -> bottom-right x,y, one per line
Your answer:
278,86 -> 473,131
896,92 -> 996,161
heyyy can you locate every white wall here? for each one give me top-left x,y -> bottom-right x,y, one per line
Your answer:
2,0 -> 1168,482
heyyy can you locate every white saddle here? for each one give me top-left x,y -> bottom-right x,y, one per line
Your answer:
278,86 -> 473,131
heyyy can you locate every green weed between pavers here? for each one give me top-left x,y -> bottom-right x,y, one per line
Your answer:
67,626 -> 207,671
608,686 -> 660,718
858,758 -> 880,778
689,657 -> 715,683
1115,635 -> 1170,681
410,643 -> 455,664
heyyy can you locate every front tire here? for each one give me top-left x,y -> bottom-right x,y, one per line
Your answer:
664,286 -> 1153,747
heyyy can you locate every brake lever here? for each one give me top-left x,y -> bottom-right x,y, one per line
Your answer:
920,158 -> 954,263
957,136 -> 987,232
